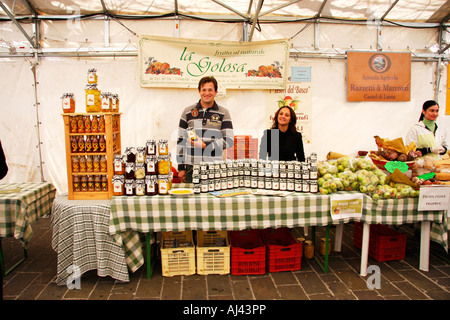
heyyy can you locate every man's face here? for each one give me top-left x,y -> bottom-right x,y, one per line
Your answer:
199,82 -> 217,106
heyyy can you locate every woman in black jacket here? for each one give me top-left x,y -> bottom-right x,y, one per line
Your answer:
259,106 -> 305,162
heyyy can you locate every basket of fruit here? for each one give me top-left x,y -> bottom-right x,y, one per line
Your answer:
370,136 -> 419,170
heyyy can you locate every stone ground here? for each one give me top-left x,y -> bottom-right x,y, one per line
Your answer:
1,216 -> 449,301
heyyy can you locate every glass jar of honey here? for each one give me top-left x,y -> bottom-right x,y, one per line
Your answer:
114,155 -> 125,175
113,175 -> 124,196
158,139 -> 168,155
101,92 -> 111,112
87,68 -> 98,84
157,175 -> 170,195
111,94 -> 119,112
61,93 -> 75,113
157,155 -> 171,175
85,84 -> 101,112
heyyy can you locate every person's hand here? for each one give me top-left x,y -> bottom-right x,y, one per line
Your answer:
190,138 -> 206,149
178,170 -> 186,183
431,146 -> 445,154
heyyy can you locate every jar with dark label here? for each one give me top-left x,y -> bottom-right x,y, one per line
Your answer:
135,179 -> 145,196
94,175 -> 102,191
125,179 -> 135,196
73,175 -> 80,192
101,175 -> 108,191
113,175 -> 125,196
146,139 -> 156,156
125,162 -> 135,179
158,139 -> 168,155
114,155 -> 125,175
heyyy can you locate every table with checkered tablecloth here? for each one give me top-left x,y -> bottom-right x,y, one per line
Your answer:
0,182 -> 56,243
51,194 -> 130,285
109,189 -> 448,274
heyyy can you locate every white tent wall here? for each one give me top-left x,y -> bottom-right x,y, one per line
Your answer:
0,18 -> 448,195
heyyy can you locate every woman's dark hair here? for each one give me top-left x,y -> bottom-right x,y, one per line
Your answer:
419,100 -> 439,121
198,76 -> 218,92
271,106 -> 297,133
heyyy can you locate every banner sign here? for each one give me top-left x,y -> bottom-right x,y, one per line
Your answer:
347,51 -> 411,101
330,193 -> 363,220
418,186 -> 450,211
265,81 -> 312,143
138,35 -> 290,89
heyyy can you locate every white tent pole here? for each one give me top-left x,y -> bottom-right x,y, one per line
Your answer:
31,61 -> 45,182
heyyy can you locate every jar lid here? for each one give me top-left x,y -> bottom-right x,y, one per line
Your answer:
88,68 -> 97,73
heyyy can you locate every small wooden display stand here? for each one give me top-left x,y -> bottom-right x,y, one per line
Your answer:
62,112 -> 121,200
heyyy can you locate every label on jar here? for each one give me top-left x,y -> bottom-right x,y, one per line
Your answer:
63,97 -> 71,109
87,94 -> 95,105
158,180 -> 168,194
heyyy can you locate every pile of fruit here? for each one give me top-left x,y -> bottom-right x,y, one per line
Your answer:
317,156 -> 419,199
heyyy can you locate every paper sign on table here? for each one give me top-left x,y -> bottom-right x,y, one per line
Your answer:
418,185 -> 450,211
330,193 -> 363,220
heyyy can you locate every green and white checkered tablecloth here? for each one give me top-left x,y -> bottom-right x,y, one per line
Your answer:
110,190 -> 448,272
51,194 -> 129,285
0,182 -> 56,244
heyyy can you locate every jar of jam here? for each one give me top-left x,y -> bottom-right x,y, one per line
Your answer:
145,176 -> 157,196
112,94 -> 119,112
61,93 -> 75,113
157,155 -> 171,175
101,92 -> 111,112
114,155 -> 125,175
125,147 -> 136,163
136,147 -> 146,163
157,175 -> 170,195
125,179 -> 135,196
135,179 -> 145,196
113,175 -> 124,196
135,163 -> 146,179
85,84 -> 101,112
158,139 -> 168,155
145,156 -> 157,175
73,175 -> 80,192
146,139 -> 156,156
87,68 -> 98,84
125,162 -> 135,179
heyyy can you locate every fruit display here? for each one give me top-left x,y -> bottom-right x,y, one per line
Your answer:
317,156 -> 419,199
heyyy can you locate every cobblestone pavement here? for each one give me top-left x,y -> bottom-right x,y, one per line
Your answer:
1,216 -> 449,301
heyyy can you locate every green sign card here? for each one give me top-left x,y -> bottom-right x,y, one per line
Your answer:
384,161 -> 409,173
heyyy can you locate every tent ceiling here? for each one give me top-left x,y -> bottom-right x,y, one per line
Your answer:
0,0 -> 449,24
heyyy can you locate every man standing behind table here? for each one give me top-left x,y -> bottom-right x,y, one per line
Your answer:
177,76 -> 234,183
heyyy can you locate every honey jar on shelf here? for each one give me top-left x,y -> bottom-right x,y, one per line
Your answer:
61,93 -> 75,113
85,84 -> 101,112
87,68 -> 98,84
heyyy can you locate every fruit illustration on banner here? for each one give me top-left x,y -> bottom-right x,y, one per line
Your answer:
278,95 -> 300,110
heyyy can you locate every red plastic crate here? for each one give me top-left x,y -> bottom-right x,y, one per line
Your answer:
229,229 -> 266,275
261,228 -> 302,272
353,222 -> 407,262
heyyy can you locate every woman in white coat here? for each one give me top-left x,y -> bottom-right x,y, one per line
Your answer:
405,100 -> 448,158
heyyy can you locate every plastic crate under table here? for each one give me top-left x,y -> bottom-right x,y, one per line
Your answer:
229,229 -> 266,275
261,227 -> 302,272
161,231 -> 196,277
353,222 -> 407,262
196,230 -> 230,275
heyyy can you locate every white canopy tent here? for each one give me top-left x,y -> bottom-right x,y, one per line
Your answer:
0,0 -> 449,194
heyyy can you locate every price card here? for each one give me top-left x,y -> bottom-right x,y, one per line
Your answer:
384,161 -> 409,173
330,193 -> 363,220
418,185 -> 450,211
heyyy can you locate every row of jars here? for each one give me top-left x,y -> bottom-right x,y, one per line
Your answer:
112,174 -> 172,196
195,176 -> 318,194
72,155 -> 107,173
114,154 -> 171,177
69,115 -> 106,133
73,174 -> 108,192
70,135 -> 106,154
123,140 -> 170,162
